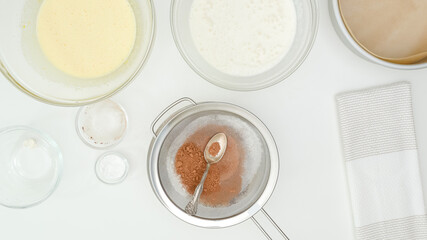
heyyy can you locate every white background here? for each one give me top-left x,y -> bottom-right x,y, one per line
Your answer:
1,0 -> 427,239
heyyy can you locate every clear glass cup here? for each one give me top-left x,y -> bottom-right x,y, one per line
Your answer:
171,0 -> 319,91
0,126 -> 62,208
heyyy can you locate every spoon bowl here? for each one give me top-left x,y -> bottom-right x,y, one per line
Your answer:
204,133 -> 227,164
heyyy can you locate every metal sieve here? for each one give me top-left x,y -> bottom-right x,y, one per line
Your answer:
148,98 -> 289,239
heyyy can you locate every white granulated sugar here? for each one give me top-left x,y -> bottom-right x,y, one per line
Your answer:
79,100 -> 127,147
166,114 -> 264,199
190,0 -> 297,76
97,154 -> 127,181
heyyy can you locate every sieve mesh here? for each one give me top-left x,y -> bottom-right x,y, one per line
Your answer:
158,110 -> 271,219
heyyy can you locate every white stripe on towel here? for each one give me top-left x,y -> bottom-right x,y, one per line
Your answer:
356,215 -> 427,240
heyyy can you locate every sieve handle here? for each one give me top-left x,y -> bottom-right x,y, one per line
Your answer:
251,208 -> 290,240
151,97 -> 197,137
185,163 -> 211,216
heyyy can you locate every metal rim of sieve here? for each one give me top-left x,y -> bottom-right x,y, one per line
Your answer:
147,98 -> 279,228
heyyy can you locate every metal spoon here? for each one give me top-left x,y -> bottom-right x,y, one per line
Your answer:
185,133 -> 227,216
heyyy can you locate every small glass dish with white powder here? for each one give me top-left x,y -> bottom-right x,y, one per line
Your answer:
95,152 -> 129,184
76,99 -> 128,149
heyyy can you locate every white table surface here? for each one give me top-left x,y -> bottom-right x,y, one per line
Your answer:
1,1 -> 427,239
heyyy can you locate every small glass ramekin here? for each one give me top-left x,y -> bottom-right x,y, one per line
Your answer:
75,99 -> 128,149
95,152 -> 129,185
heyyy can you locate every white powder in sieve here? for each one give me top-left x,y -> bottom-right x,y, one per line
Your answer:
166,114 -> 264,200
190,0 -> 297,76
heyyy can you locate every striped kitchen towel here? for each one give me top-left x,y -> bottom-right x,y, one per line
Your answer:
336,82 -> 427,240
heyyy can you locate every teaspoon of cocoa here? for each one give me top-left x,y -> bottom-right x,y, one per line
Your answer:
185,133 -> 227,216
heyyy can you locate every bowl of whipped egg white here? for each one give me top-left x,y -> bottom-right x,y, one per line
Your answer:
0,0 -> 155,106
171,0 -> 319,91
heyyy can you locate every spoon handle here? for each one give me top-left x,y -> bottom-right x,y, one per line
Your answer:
185,163 -> 211,216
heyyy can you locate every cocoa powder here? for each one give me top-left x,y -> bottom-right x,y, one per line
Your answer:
175,125 -> 243,206
175,142 -> 220,195
209,142 -> 220,156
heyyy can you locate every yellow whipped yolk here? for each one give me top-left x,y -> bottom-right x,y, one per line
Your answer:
37,0 -> 136,79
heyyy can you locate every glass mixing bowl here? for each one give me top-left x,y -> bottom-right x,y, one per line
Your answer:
171,0 -> 319,91
0,0 -> 155,106
0,126 -> 62,208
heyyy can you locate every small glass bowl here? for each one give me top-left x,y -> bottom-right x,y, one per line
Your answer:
171,0 -> 319,91
0,126 -> 62,208
76,99 -> 128,149
95,152 -> 129,185
0,0 -> 155,106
